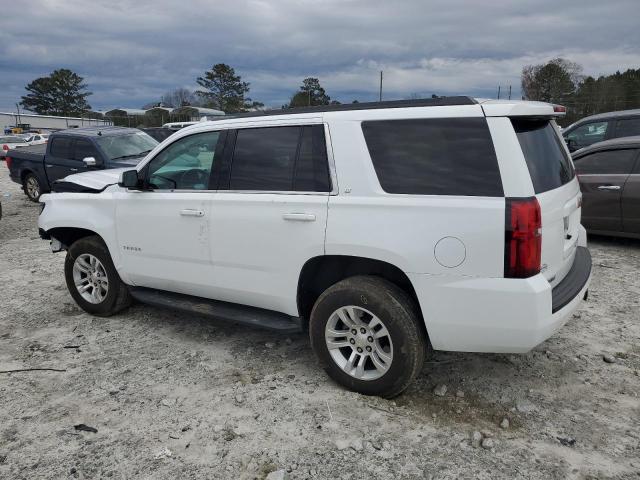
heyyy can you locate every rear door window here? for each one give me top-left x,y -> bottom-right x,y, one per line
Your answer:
49,137 -> 73,158
73,139 -> 100,161
615,118 -> 640,138
574,149 -> 638,175
227,125 -> 331,192
512,119 -> 575,193
361,118 -> 503,196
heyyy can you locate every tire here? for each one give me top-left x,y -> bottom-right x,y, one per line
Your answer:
309,275 -> 427,398
23,173 -> 42,202
64,235 -> 132,316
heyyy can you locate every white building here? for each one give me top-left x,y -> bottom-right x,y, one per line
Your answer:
1,110 -> 112,133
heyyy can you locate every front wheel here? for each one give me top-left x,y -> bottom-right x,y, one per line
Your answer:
64,236 -> 132,316
23,173 -> 42,202
309,275 -> 427,398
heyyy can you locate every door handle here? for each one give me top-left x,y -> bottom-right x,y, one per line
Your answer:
69,168 -> 78,172
46,164 -> 54,168
597,185 -> 621,191
180,209 -> 205,217
282,213 -> 316,222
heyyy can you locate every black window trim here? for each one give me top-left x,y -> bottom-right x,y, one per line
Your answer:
216,123 -> 336,195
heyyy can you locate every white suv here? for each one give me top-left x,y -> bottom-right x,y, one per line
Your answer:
38,97 -> 592,397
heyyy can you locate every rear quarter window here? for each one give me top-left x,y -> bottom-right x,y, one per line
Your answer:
512,119 -> 575,194
361,118 -> 503,196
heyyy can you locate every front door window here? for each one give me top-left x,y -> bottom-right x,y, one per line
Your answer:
147,131 -> 221,190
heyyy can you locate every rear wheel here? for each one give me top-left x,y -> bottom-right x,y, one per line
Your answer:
23,173 -> 42,202
64,236 -> 132,316
309,275 -> 427,398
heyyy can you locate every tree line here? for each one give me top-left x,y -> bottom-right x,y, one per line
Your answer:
19,64 -> 346,117
20,60 -> 640,124
521,58 -> 640,125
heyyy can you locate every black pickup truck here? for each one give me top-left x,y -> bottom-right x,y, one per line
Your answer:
5,126 -> 158,201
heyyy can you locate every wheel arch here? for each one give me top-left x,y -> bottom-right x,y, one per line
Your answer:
45,226 -> 105,250
297,255 -> 424,325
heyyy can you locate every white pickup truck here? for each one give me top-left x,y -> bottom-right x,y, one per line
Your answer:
38,97 -> 591,397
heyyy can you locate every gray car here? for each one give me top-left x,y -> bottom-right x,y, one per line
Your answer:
563,109 -> 640,152
572,136 -> 640,238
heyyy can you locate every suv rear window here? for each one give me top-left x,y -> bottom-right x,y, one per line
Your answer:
512,119 -> 575,194
361,118 -> 503,196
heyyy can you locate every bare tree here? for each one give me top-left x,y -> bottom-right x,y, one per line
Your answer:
162,88 -> 197,108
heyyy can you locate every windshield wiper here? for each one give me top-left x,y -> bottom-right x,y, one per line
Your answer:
110,150 -> 152,162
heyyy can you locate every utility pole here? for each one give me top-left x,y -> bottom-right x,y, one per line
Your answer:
379,71 -> 383,102
497,86 -> 501,99
508,85 -> 512,100
15,103 -> 21,127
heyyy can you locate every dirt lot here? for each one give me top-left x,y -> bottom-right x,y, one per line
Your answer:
0,164 -> 638,480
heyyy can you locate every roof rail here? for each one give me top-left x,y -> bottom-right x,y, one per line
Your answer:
209,96 -> 476,121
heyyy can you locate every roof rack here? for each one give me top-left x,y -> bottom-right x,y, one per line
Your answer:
210,96 -> 476,121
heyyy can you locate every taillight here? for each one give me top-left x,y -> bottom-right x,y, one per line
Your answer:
553,104 -> 566,113
2,144 -> 8,151
5,157 -> 11,169
504,197 -> 542,278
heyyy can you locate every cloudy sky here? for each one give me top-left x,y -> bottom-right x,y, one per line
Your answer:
1,0 -> 639,112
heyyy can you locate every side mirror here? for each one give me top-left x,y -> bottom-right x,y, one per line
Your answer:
83,156 -> 98,167
119,169 -> 141,189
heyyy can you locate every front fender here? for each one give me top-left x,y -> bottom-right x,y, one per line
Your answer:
38,191 -> 130,284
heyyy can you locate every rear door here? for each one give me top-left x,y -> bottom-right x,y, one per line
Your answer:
573,148 -> 637,232
512,118 -> 580,286
209,123 -> 331,316
621,150 -> 640,234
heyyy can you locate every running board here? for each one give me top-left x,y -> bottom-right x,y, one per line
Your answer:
129,287 -> 303,333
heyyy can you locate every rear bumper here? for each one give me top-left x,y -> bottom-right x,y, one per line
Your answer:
409,246 -> 592,353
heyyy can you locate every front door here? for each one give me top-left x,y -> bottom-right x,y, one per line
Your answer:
622,150 -> 640,234
575,148 -> 637,232
46,136 -> 84,181
115,130 -> 224,297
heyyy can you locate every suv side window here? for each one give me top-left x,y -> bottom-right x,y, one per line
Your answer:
574,149 -> 638,175
615,118 -> 640,138
147,131 -> 221,190
50,137 -> 73,158
74,139 -> 100,162
362,118 -> 503,196
566,121 -> 609,148
227,125 -> 331,192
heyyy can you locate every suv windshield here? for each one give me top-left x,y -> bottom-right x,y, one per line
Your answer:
95,132 -> 158,161
512,119 -> 575,194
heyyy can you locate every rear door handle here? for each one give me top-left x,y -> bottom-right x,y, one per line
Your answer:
69,168 -> 78,172
180,209 -> 205,217
597,185 -> 621,191
282,213 -> 316,222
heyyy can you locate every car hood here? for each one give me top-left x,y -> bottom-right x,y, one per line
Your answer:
58,168 -> 130,190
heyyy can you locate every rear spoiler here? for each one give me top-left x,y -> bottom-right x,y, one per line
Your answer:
479,100 -> 566,119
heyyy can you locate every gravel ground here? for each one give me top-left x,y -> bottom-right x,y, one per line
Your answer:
0,163 -> 639,480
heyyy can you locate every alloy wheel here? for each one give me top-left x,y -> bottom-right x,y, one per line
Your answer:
325,305 -> 394,380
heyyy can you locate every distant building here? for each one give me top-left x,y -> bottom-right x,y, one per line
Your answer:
0,110 -> 112,133
170,106 -> 225,121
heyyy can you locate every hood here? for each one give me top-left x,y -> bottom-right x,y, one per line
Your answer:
109,156 -> 145,168
58,167 -> 130,190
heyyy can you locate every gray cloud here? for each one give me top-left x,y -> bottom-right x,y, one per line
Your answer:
0,0 -> 638,110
